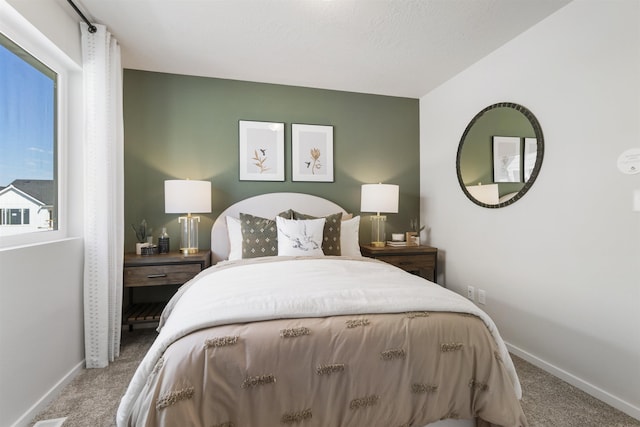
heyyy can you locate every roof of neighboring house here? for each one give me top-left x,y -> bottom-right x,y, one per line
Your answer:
7,179 -> 55,206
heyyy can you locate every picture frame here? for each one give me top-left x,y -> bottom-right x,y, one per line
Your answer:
492,136 -> 522,183
405,231 -> 419,246
523,137 -> 537,181
291,124 -> 334,182
238,120 -> 285,181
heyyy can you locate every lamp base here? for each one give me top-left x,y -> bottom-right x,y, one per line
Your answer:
370,214 -> 387,247
178,214 -> 200,255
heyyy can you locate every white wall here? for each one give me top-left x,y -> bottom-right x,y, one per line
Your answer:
6,0 -> 82,66
0,1 -> 85,426
420,0 -> 639,419
0,240 -> 84,427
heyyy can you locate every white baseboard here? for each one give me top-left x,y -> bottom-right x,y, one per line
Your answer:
506,342 -> 640,421
10,360 -> 85,427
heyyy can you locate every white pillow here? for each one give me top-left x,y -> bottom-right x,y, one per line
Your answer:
226,216 -> 242,260
276,216 -> 326,257
340,216 -> 361,257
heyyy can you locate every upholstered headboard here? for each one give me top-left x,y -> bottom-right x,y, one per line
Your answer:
210,192 -> 347,263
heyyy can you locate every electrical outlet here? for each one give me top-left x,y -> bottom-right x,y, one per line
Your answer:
467,286 -> 475,301
478,289 -> 486,305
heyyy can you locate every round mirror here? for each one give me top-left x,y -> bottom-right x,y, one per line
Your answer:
456,102 -> 544,208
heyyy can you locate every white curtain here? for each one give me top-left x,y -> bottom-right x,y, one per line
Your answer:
81,23 -> 124,368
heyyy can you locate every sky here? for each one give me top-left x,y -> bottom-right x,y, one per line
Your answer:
0,43 -> 55,187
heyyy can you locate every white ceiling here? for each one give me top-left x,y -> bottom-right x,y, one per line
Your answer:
73,0 -> 571,98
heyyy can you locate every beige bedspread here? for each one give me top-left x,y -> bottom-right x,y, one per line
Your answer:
118,257 -> 527,427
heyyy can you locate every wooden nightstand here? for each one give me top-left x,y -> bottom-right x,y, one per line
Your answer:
123,251 -> 211,329
360,244 -> 438,282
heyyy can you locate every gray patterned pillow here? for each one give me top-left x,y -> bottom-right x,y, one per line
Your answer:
292,211 -> 343,256
239,211 -> 292,258
279,209 -> 294,219
239,213 -> 278,258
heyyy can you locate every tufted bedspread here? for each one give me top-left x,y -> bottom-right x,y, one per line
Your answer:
116,257 -> 527,427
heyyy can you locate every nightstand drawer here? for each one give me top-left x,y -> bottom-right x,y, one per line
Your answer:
123,264 -> 201,287
359,245 -> 439,284
376,254 -> 436,271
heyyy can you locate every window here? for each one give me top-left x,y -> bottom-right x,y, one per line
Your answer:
0,31 -> 58,237
0,1 -> 80,249
1,208 -> 29,225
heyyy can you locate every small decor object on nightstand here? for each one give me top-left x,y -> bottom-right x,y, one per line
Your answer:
132,219 -> 149,255
391,233 -> 404,242
405,232 -> 419,246
158,227 -> 170,254
140,244 -> 157,256
387,233 -> 407,247
407,218 -> 425,246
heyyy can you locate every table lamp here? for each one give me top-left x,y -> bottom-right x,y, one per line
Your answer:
164,179 -> 211,254
360,183 -> 399,247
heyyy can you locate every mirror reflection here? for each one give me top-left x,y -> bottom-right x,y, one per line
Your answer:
456,102 -> 544,208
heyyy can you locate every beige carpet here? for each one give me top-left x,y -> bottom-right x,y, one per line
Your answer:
31,329 -> 640,427
31,330 -> 157,427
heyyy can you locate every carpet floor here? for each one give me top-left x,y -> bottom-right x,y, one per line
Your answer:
31,329 -> 640,427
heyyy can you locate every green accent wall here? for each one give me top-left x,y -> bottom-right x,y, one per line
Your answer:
123,70 -> 420,252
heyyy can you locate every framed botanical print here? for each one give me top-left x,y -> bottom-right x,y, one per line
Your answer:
492,136 -> 522,183
523,137 -> 537,181
291,124 -> 334,182
238,120 -> 285,181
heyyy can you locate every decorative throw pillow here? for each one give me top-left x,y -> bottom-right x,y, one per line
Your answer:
239,213 -> 279,258
226,216 -> 242,260
279,208 -> 294,219
276,217 -> 326,257
340,216 -> 362,257
292,211 -> 343,256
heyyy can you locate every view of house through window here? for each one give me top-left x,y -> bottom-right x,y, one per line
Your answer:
0,32 -> 58,236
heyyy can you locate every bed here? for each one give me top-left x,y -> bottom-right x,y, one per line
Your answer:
116,193 -> 527,427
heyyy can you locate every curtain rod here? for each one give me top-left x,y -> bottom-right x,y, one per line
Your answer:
66,0 -> 97,33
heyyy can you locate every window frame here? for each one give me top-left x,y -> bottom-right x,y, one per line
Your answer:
0,2 -> 79,249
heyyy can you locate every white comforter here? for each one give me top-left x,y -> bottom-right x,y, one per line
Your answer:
116,256 -> 521,426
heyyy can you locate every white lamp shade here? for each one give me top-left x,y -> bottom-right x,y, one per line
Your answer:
165,180 -> 212,214
360,183 -> 399,214
466,183 -> 499,205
